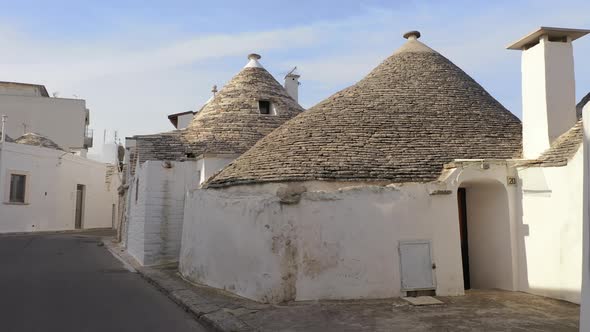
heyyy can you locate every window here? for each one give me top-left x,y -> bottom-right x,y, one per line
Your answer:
259,100 -> 271,115
9,174 -> 26,203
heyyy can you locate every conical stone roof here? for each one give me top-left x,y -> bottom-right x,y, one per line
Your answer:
182,54 -> 305,154
207,33 -> 522,188
15,132 -> 62,150
133,54 -> 304,164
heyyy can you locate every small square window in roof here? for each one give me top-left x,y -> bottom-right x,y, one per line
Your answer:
259,100 -> 271,115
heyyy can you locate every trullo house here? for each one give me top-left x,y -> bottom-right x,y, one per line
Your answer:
121,54 -> 304,266
179,27 -> 589,304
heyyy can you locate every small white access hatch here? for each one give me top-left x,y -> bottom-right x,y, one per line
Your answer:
399,240 -> 435,291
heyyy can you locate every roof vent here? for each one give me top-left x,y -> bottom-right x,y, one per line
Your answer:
245,53 -> 264,69
248,53 -> 261,60
403,30 -> 421,40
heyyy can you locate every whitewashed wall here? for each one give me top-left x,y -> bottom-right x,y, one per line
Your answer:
126,162 -> 147,263
580,107 -> 590,331
0,95 -> 87,150
125,155 -> 236,266
126,160 -> 199,266
517,149 -> 583,303
199,155 -> 238,184
177,155 -> 583,304
0,142 -> 118,233
180,164 -> 518,303
176,113 -> 194,129
463,182 -> 514,290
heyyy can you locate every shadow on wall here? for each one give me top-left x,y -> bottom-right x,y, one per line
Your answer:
458,180 -> 515,292
515,177 -> 530,297
516,165 -> 583,304
460,167 -> 583,304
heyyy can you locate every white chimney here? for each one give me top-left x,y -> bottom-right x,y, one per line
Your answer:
284,67 -> 300,103
508,27 -> 589,159
1,115 -> 6,142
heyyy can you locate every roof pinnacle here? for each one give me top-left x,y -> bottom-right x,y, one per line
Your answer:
403,30 -> 421,40
248,53 -> 261,60
245,53 -> 264,69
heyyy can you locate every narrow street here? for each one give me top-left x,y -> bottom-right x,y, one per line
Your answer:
0,230 -> 209,332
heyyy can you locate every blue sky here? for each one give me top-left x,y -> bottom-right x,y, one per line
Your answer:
1,0 -> 589,147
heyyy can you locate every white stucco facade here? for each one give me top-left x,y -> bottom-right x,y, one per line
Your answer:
0,141 -> 119,233
517,148 -> 584,303
126,160 -> 199,266
179,162 -> 528,303
179,155 -> 585,304
125,154 -> 236,266
580,107 -> 590,332
462,181 -> 515,291
176,113 -> 194,129
0,94 -> 90,151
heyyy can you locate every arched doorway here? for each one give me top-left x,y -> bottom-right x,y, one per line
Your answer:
457,180 -> 514,290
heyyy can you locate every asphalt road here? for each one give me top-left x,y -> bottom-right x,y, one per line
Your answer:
0,230 -> 210,332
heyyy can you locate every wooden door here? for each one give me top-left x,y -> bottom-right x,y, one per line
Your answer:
75,184 -> 85,229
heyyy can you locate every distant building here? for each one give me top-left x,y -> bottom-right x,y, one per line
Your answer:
0,83 -> 119,233
167,111 -> 196,130
0,81 -> 93,153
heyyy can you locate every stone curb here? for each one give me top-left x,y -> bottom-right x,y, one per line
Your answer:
139,268 -> 255,332
102,239 -> 255,332
0,228 -> 113,237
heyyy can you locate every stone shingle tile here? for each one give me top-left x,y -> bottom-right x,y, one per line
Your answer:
130,65 -> 304,174
207,39 -> 522,187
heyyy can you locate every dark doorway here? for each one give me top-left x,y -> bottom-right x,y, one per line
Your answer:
111,204 -> 116,228
457,188 -> 470,290
75,184 -> 85,229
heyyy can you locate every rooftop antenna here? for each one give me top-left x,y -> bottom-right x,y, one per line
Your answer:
286,66 -> 298,77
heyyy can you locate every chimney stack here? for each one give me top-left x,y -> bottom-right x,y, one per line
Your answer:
1,115 -> 6,143
284,67 -> 300,103
508,27 -> 589,159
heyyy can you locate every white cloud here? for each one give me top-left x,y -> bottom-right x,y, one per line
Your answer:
1,1 -> 590,148
0,26 -> 319,85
